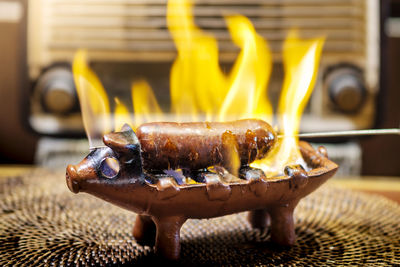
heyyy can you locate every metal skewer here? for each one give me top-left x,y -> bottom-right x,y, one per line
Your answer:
88,128 -> 400,150
278,128 -> 400,139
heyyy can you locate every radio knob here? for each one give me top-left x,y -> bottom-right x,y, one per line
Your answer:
37,67 -> 77,115
327,67 -> 366,113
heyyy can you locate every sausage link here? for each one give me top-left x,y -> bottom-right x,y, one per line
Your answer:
136,119 -> 276,171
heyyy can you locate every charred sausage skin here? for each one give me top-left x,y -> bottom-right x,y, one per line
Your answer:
136,119 -> 276,171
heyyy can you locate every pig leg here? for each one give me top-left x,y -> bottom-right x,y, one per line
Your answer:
248,209 -> 270,230
154,216 -> 186,260
268,204 -> 297,246
133,215 -> 156,246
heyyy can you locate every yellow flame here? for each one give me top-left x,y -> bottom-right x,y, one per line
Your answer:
251,31 -> 325,176
73,0 -> 325,178
167,0 -> 227,121
131,80 -> 163,127
72,49 -> 111,145
165,0 -> 273,173
167,0 -> 273,125
114,97 -> 132,131
219,15 -> 273,123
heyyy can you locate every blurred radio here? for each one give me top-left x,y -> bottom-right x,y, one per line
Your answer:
26,0 -> 380,136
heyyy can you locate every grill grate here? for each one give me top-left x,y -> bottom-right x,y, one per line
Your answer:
1,170 -> 399,266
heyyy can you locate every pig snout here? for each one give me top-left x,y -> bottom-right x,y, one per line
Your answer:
66,165 -> 80,194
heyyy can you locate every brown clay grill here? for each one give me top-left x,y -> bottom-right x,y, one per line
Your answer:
66,122 -> 338,260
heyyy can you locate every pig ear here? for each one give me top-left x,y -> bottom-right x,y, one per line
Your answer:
103,124 -> 141,155
120,123 -> 133,132
103,124 -> 143,175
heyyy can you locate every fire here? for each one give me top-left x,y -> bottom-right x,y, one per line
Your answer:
167,0 -> 273,123
251,31 -> 325,176
72,50 -> 111,147
114,97 -> 132,132
219,15 -> 272,123
167,0 -> 227,121
73,0 -> 324,177
131,80 -> 163,128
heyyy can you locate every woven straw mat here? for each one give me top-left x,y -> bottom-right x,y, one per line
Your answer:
0,170 -> 399,266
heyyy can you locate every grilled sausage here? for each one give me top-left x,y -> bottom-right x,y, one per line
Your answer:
136,119 -> 276,171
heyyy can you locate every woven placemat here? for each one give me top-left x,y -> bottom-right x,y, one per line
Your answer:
0,170 -> 399,266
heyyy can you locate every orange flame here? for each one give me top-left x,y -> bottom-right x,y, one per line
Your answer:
72,50 -> 111,147
167,0 -> 227,121
131,80 -> 163,127
219,15 -> 273,122
73,0 -> 325,177
251,31 -> 325,176
114,97 -> 132,131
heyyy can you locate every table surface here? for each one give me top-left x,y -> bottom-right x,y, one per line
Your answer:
1,165 -> 399,203
0,165 -> 399,266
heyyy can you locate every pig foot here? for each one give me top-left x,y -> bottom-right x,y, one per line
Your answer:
248,209 -> 270,230
133,215 -> 156,246
268,205 -> 296,246
154,216 -> 186,260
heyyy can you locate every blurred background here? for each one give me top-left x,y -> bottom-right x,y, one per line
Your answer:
0,0 -> 399,177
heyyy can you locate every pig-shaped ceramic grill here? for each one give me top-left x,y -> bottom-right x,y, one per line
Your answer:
66,123 -> 338,260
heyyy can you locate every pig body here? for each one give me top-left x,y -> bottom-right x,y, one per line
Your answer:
66,124 -> 338,260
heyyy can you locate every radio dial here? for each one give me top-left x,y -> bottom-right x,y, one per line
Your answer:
37,67 -> 77,115
327,67 -> 366,113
